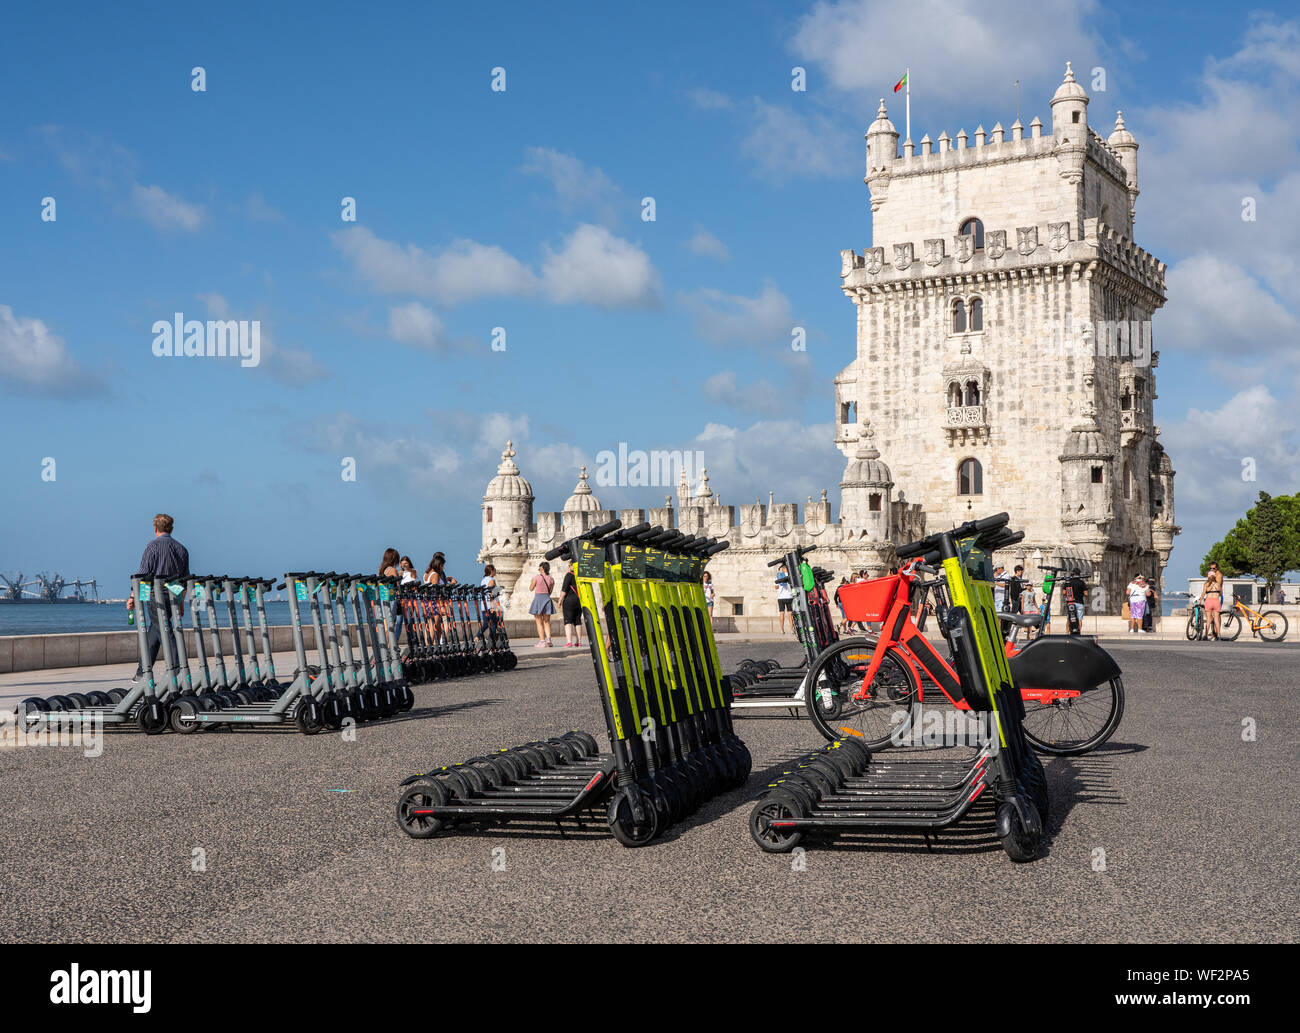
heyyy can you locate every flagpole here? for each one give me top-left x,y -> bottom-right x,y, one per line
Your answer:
905,67 -> 910,143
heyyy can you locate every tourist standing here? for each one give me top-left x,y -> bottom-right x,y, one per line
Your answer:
992,565 -> 1007,612
129,513 -> 191,679
775,564 -> 794,634
702,571 -> 716,627
378,548 -> 403,646
529,561 -> 556,647
1126,575 -> 1148,634
1200,562 -> 1224,640
834,577 -> 848,634
560,563 -> 582,646
1143,578 -> 1158,632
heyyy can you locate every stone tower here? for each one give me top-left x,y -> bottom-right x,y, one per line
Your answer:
479,441 -> 534,601
836,64 -> 1178,606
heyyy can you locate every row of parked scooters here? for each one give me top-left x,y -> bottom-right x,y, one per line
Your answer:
16,573 -> 417,735
394,582 -> 516,682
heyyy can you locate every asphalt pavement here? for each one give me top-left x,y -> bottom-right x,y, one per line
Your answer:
0,638 -> 1294,943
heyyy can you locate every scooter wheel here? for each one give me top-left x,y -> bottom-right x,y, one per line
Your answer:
396,780 -> 448,839
107,689 -> 127,704
136,702 -> 167,735
564,729 -> 600,756
296,699 -> 324,735
16,698 -> 49,728
400,685 -> 414,710
502,651 -> 518,671
86,691 -> 113,706
169,699 -> 201,734
48,695 -> 75,711
547,737 -> 582,762
997,797 -> 1043,862
608,787 -> 660,847
750,791 -> 806,853
65,692 -> 91,709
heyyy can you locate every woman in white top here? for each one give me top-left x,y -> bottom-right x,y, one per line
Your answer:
1126,576 -> 1148,634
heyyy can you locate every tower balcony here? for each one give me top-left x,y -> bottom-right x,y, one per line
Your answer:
945,404 -> 989,442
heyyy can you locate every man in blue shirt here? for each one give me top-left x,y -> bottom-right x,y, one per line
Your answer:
126,513 -> 190,678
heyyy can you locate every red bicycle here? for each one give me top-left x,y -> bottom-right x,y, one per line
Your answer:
806,559 -> 1124,754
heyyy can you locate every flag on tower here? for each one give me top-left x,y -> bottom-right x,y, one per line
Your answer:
893,71 -> 907,93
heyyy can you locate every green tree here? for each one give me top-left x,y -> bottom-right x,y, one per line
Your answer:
1202,492 -> 1300,592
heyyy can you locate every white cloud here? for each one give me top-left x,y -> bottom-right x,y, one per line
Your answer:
680,282 -> 793,346
791,0 -> 1103,108
0,304 -> 106,396
685,88 -> 734,111
388,301 -> 445,350
242,191 -> 284,222
332,226 -> 537,304
522,147 -> 625,224
1160,255 -> 1298,353
740,101 -> 857,183
540,224 -> 660,307
687,419 -> 843,510
131,183 -> 205,232
1160,386 -> 1300,570
687,226 -> 730,261
194,292 -> 231,319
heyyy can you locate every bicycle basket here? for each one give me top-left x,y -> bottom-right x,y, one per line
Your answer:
839,575 -> 901,622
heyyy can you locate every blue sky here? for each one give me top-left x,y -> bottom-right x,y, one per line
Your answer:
1,0 -> 1297,593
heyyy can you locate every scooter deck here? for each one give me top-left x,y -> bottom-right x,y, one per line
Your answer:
415,755 -> 617,819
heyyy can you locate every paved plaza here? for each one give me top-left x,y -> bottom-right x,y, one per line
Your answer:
0,639 -> 1295,943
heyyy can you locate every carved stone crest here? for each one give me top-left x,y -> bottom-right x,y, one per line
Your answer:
865,247 -> 884,274
1048,222 -> 1070,251
742,504 -> 762,538
893,243 -> 914,271
839,249 -> 856,277
1016,226 -> 1038,256
953,234 -> 974,263
924,238 -> 945,266
772,507 -> 793,537
985,230 -> 1007,259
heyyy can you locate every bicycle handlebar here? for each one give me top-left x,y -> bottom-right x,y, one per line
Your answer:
896,511 -> 1010,559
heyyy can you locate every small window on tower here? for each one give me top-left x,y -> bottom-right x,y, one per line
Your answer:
952,299 -> 967,333
964,380 -> 981,406
958,457 -> 983,495
969,297 -> 983,331
486,506 -> 493,522
869,493 -> 882,512
1121,392 -> 1132,411
959,218 -> 985,250
840,400 -> 856,424
1072,111 -> 1081,123
1091,467 -> 1104,484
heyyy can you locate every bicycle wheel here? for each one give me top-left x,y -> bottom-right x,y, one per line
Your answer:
804,637 -> 918,749
1257,610 -> 1288,642
1218,610 -> 1241,641
1022,676 -> 1124,756
1185,612 -> 1200,641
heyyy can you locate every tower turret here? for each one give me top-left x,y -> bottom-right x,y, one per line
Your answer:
1050,61 -> 1089,137
1107,110 -> 1140,223
839,418 -> 894,540
479,440 -> 534,602
864,99 -> 899,213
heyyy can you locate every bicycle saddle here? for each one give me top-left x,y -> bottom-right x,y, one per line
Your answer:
1000,612 -> 1043,629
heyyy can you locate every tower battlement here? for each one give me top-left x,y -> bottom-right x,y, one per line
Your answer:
839,217 -> 1166,299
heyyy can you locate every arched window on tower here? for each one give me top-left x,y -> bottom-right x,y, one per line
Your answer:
969,297 -> 983,331
964,379 -> 981,406
952,299 -> 967,333
485,506 -> 493,522
958,457 -> 983,495
869,493 -> 882,512
948,381 -> 963,407
960,217 -> 985,250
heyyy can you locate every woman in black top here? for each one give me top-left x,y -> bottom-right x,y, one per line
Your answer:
561,564 -> 583,647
